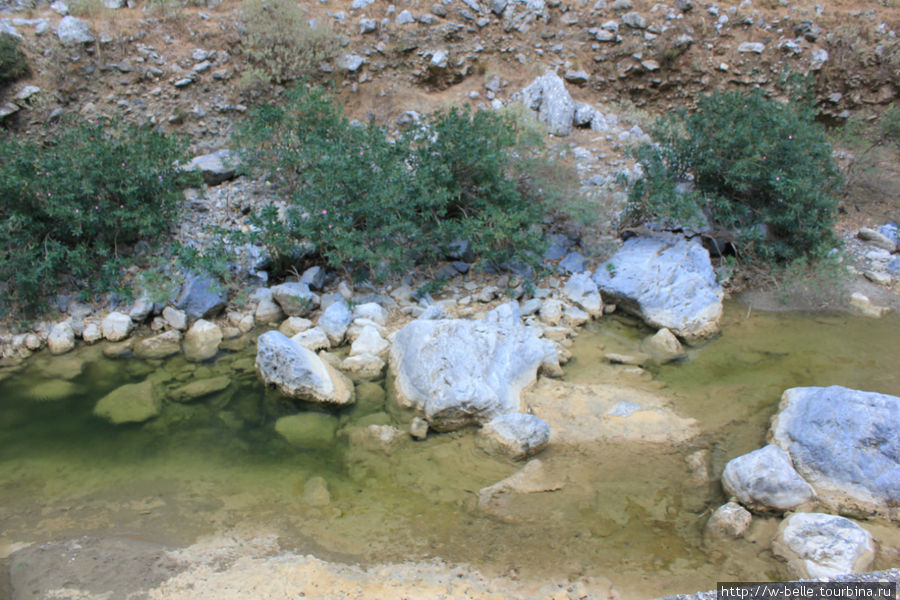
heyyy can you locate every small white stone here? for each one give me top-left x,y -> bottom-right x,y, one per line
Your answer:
101,311 -> 133,342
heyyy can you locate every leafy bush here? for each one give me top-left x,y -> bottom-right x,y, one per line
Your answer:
232,85 -> 547,281
879,103 -> 900,152
0,33 -> 29,85
0,117 -> 193,314
240,0 -> 339,85
627,89 -> 842,262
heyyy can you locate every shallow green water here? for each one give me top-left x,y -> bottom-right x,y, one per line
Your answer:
0,305 -> 898,599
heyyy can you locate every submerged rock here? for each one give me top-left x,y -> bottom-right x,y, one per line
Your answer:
640,328 -> 685,363
721,444 -> 816,513
769,386 -> 900,520
479,412 -> 551,459
477,459 -> 565,519
274,412 -> 339,449
772,513 -> 874,578
27,379 -> 79,402
134,330 -> 183,360
171,376 -> 230,402
390,302 -> 552,431
302,476 -> 332,506
256,331 -> 353,405
524,379 -> 697,445
591,234 -> 723,340
94,380 -> 161,424
706,502 -> 752,539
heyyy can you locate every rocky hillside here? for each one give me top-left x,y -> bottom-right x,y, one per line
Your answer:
1,0 -> 897,150
1,0 -> 898,333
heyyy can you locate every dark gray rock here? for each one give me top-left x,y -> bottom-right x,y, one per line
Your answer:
447,238 -> 475,263
887,257 -> 900,276
770,386 -> 900,520
557,251 -> 586,274
435,264 -> 461,280
877,223 -> 898,244
591,233 -> 723,340
300,266 -> 326,290
176,273 -> 227,322
543,233 -> 572,260
622,11 -> 646,29
452,261 -> 470,274
564,69 -> 589,84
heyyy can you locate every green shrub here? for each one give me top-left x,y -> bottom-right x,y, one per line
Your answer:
232,85 -> 547,281
240,0 -> 339,85
879,103 -> 900,152
0,33 -> 29,85
627,89 -> 842,262
0,117 -> 193,314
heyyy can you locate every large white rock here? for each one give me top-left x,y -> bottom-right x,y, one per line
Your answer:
722,444 -> 816,512
770,386 -> 900,520
518,71 -> 575,136
591,234 -> 723,340
772,513 -> 874,579
256,331 -> 353,405
48,321 -> 75,355
101,312 -> 133,342
182,319 -> 222,362
390,302 -> 552,431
